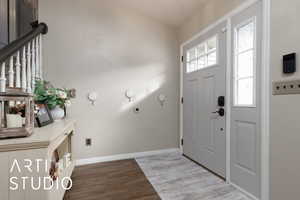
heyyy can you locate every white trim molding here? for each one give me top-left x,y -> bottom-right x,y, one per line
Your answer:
261,0 -> 270,200
179,0 -> 270,199
225,17 -> 232,183
231,182 -> 260,200
76,148 -> 180,166
179,46 -> 184,154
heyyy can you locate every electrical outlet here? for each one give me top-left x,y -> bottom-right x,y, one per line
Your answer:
273,80 -> 300,95
85,138 -> 92,146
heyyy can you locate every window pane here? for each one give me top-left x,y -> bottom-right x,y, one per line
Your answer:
237,50 -> 253,78
207,51 -> 217,66
237,21 -> 254,52
207,37 -> 217,51
191,60 -> 197,71
198,56 -> 206,69
234,19 -> 256,106
187,60 -> 197,73
186,35 -> 218,73
186,62 -> 191,73
187,48 -> 197,62
236,78 -> 254,105
197,44 -> 206,56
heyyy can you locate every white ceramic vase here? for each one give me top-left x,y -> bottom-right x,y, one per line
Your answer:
50,106 -> 65,121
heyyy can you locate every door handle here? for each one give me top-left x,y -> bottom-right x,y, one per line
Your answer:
212,108 -> 225,117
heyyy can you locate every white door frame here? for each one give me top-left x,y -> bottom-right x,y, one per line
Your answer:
179,0 -> 270,199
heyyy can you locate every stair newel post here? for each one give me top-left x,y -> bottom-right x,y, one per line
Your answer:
26,42 -> 32,93
21,47 -> 27,92
0,62 -> 6,92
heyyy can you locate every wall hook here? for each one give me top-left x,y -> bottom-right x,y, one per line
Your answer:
158,94 -> 166,106
125,90 -> 134,102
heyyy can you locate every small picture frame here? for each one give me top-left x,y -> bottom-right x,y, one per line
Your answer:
35,103 -> 53,127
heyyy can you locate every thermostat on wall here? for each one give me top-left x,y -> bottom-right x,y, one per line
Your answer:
283,53 -> 296,74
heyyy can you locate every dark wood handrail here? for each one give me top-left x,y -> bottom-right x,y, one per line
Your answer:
0,22 -> 48,63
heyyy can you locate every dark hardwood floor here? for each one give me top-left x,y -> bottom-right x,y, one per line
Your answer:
63,159 -> 160,200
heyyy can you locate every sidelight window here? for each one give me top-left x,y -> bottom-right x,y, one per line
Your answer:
234,18 -> 256,107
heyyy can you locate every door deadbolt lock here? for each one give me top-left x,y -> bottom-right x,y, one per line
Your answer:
212,108 -> 225,117
218,96 -> 225,107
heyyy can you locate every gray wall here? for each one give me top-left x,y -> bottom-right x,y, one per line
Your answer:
0,0 -> 8,48
178,0 -> 245,43
39,0 -> 180,160
270,0 -> 300,199
17,0 -> 39,38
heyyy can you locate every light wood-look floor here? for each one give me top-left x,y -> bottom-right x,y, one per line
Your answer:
63,159 -> 160,200
136,152 -> 252,200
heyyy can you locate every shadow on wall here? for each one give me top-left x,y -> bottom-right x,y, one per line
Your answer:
120,73 -> 166,112
73,90 -> 179,159
62,64 -> 179,159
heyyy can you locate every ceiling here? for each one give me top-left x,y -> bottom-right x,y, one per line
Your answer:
116,0 -> 207,27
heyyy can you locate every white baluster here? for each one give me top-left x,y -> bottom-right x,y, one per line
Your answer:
15,51 -> 21,88
0,62 -> 6,92
27,42 -> 32,93
31,40 -> 36,90
35,37 -> 40,80
21,47 -> 27,92
8,56 -> 14,88
0,101 -> 3,127
39,34 -> 43,80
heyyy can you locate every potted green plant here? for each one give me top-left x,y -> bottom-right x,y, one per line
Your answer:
34,80 -> 76,121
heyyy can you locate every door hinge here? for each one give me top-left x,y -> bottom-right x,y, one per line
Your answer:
181,138 -> 184,146
181,97 -> 184,104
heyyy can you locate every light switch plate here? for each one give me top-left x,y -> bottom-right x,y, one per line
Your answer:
273,80 -> 300,95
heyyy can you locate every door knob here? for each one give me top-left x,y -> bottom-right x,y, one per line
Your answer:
212,108 -> 225,117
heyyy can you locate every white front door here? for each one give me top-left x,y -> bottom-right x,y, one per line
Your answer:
230,1 -> 262,198
183,22 -> 227,178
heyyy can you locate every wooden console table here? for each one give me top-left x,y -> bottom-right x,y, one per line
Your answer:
0,119 -> 75,200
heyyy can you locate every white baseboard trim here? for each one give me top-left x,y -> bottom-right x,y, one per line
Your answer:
230,182 -> 259,200
76,148 -> 180,166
